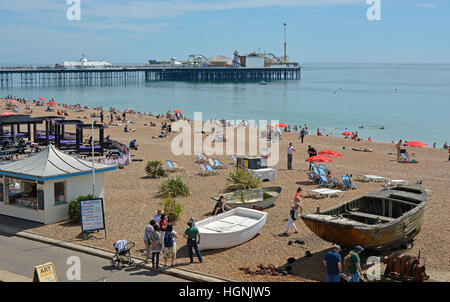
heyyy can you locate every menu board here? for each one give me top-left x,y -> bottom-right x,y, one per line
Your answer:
80,198 -> 105,232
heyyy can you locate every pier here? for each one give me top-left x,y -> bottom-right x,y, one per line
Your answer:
0,65 -> 301,87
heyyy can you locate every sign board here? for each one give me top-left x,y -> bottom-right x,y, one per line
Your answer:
80,198 -> 106,232
33,262 -> 58,282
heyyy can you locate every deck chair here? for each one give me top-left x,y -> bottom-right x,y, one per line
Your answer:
319,167 -> 327,176
199,164 -> 211,176
330,177 -> 344,189
196,153 -> 207,163
341,175 -> 357,190
208,158 -> 217,168
213,158 -> 226,168
307,172 -> 320,184
206,164 -> 218,174
172,161 -> 184,171
166,160 -> 177,172
318,175 -> 330,187
312,166 -> 320,176
399,152 -> 418,163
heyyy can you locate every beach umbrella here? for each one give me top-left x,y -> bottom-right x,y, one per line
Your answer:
342,131 -> 353,136
47,101 -> 59,106
8,99 -> 18,103
1,112 -> 14,116
318,150 -> 342,158
305,155 -> 332,163
405,141 -> 427,148
268,123 -> 288,128
39,97 -> 47,102
174,110 -> 183,114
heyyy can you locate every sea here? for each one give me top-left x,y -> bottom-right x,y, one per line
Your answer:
1,63 -> 449,146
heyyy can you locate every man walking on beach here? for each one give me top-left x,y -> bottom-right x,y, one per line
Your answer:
287,143 -> 295,170
299,128 -> 305,143
323,245 -> 342,282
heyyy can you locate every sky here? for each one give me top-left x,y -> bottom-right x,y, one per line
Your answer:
0,0 -> 449,64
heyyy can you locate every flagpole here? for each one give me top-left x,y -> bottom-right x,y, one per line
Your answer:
92,120 -> 95,198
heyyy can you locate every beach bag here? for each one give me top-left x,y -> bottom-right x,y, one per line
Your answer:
343,251 -> 356,272
164,232 -> 174,247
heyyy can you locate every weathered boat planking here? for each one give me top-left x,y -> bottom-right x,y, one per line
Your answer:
211,187 -> 282,209
301,184 -> 427,250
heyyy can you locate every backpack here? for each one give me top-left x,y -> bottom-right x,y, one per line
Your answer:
343,251 -> 356,271
164,232 -> 174,247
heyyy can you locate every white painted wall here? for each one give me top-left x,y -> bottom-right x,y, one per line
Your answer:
44,173 -> 105,224
0,173 -> 106,225
0,202 -> 45,223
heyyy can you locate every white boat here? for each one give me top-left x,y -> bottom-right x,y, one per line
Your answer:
196,207 -> 268,251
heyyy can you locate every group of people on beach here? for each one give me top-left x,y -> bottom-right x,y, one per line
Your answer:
280,186 -> 366,282
143,210 -> 202,269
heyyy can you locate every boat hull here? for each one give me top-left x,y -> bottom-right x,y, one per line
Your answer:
197,207 -> 268,251
301,185 -> 427,250
212,187 -> 281,210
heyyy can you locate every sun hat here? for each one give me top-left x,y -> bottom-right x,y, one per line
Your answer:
334,245 -> 342,251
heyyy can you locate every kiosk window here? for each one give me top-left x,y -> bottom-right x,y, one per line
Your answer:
54,182 -> 66,205
6,178 -> 38,210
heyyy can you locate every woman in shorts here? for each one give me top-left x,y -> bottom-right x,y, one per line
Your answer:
163,224 -> 178,267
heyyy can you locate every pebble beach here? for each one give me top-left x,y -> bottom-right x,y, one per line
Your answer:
1,98 -> 449,282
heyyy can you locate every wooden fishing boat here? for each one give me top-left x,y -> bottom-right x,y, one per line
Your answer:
211,187 -> 282,209
196,207 -> 268,251
301,184 -> 427,250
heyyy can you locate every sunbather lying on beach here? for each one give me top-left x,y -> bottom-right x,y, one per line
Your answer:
352,147 -> 373,152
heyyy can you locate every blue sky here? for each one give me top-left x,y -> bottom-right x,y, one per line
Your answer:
0,0 -> 449,64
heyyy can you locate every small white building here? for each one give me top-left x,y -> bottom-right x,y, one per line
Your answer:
62,55 -> 112,69
0,145 -> 117,224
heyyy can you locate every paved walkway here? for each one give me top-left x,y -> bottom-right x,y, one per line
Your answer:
0,234 -> 187,282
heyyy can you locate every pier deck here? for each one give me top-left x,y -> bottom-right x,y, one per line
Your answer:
0,66 -> 301,86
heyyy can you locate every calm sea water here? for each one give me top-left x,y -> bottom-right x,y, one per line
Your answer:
1,64 -> 449,146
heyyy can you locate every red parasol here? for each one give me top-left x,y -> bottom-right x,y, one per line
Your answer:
305,155 -> 332,163
173,110 -> 183,114
268,123 -> 288,128
342,131 -> 353,136
39,97 -> 47,102
318,150 -> 342,158
405,141 -> 427,148
1,112 -> 14,116
47,101 -> 59,106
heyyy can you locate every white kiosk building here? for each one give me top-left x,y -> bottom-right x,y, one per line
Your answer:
0,145 -> 117,224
